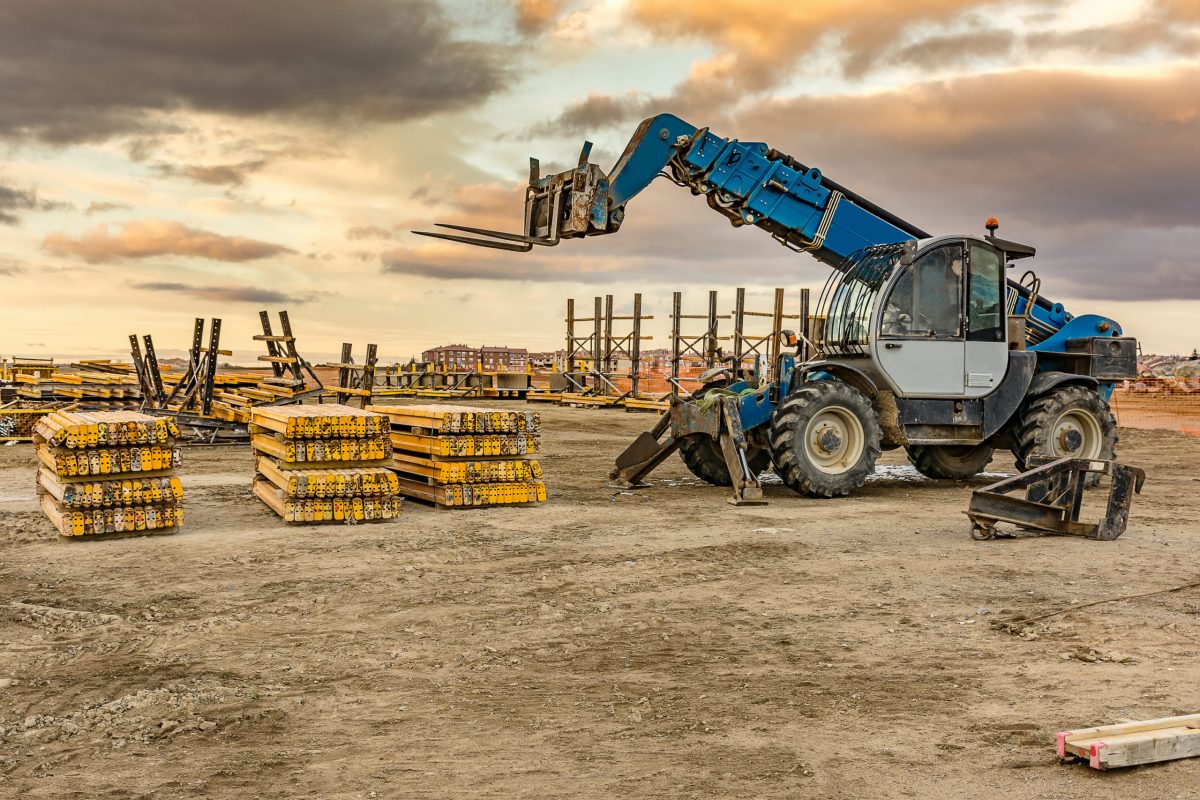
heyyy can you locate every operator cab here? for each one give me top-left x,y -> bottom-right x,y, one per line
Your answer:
816,227 -> 1036,400
871,235 -> 1013,398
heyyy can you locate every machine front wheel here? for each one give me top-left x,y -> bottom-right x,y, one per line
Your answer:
906,444 -> 995,480
769,380 -> 882,497
1013,384 -> 1118,474
676,381 -> 769,486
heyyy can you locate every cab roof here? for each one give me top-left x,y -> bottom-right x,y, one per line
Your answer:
915,234 -> 1036,261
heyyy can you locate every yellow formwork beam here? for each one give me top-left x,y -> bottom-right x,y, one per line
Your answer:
252,478 -> 402,523
37,467 -> 184,508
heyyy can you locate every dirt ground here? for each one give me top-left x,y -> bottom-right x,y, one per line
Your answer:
1,402 -> 1198,799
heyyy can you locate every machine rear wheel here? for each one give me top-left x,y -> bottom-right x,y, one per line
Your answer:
1014,385 -> 1117,481
906,444 -> 995,480
769,380 -> 881,497
676,381 -> 769,486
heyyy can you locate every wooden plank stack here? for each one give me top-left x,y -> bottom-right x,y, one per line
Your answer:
249,404 -> 402,524
368,404 -> 547,509
33,410 -> 184,538
14,365 -> 142,408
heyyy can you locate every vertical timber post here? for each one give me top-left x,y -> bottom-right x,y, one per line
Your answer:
591,296 -> 603,394
706,290 -> 719,370
670,291 -> 682,400
278,311 -> 305,384
363,343 -> 378,408
565,298 -> 575,380
630,293 -> 643,399
732,287 -> 746,381
603,294 -> 615,393
769,288 -> 785,384
129,334 -> 151,405
337,342 -> 353,404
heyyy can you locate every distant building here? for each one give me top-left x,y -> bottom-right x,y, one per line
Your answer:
479,345 -> 528,371
421,344 -> 475,371
420,343 -> 530,372
640,348 -> 671,371
527,351 -> 558,370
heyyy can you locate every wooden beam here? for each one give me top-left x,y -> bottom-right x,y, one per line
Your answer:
1059,714 -> 1200,769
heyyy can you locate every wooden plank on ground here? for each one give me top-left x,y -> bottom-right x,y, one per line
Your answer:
1058,714 -> 1200,769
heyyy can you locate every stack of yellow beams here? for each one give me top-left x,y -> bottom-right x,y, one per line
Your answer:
250,404 -> 401,524
368,404 -> 547,509
14,369 -> 141,407
33,411 -> 184,538
0,403 -> 65,442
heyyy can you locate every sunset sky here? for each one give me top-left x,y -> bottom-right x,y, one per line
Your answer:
2,0 -> 1198,363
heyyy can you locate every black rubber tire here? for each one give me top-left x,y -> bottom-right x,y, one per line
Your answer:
675,381 -> 769,487
1013,385 -> 1118,477
768,380 -> 882,498
677,435 -> 770,487
906,444 -> 995,480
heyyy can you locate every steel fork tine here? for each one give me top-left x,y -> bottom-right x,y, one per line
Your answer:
411,230 -> 533,252
434,223 -> 558,247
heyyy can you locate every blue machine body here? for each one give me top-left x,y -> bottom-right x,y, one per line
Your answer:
418,112 -> 1128,425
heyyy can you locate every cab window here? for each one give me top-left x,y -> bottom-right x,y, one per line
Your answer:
967,244 -> 1004,341
879,244 -> 963,338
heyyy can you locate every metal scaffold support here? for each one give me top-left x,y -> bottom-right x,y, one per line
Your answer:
131,309 -> 326,442
322,342 -> 378,408
560,296 -> 601,395
530,286 -> 813,417
730,288 -> 805,386
668,289 -> 727,398
559,294 -> 652,407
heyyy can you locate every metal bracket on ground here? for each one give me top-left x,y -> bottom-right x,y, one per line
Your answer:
966,456 -> 1145,540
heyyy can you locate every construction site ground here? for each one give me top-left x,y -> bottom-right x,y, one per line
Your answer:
1,401 -> 1198,799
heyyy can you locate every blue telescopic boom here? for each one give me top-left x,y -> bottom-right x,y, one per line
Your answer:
415,112 -> 1114,347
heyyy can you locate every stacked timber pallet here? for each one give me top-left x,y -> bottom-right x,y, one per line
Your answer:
33,410 -> 184,538
368,404 -> 547,509
249,404 -> 402,524
13,365 -> 142,408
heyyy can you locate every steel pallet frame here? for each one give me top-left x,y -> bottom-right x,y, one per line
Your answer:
967,457 -> 1146,540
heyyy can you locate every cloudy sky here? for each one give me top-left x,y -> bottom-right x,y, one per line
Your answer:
2,0 -> 1198,362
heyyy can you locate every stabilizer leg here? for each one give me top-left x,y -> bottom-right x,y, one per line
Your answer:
717,397 -> 766,506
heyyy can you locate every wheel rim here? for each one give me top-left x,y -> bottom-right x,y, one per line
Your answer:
1050,408 -> 1104,459
803,405 -> 865,474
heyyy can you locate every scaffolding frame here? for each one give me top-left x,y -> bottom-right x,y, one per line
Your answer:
323,342 -> 378,407
729,288 -> 806,386
668,290 -> 729,399
562,294 -> 652,402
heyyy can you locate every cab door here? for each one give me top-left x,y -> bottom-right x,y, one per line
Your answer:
873,242 -> 966,397
963,241 -> 1009,397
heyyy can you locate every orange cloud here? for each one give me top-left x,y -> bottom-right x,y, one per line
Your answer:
627,0 -> 1003,88
514,0 -> 562,36
404,177 -> 528,233
43,220 -> 295,263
